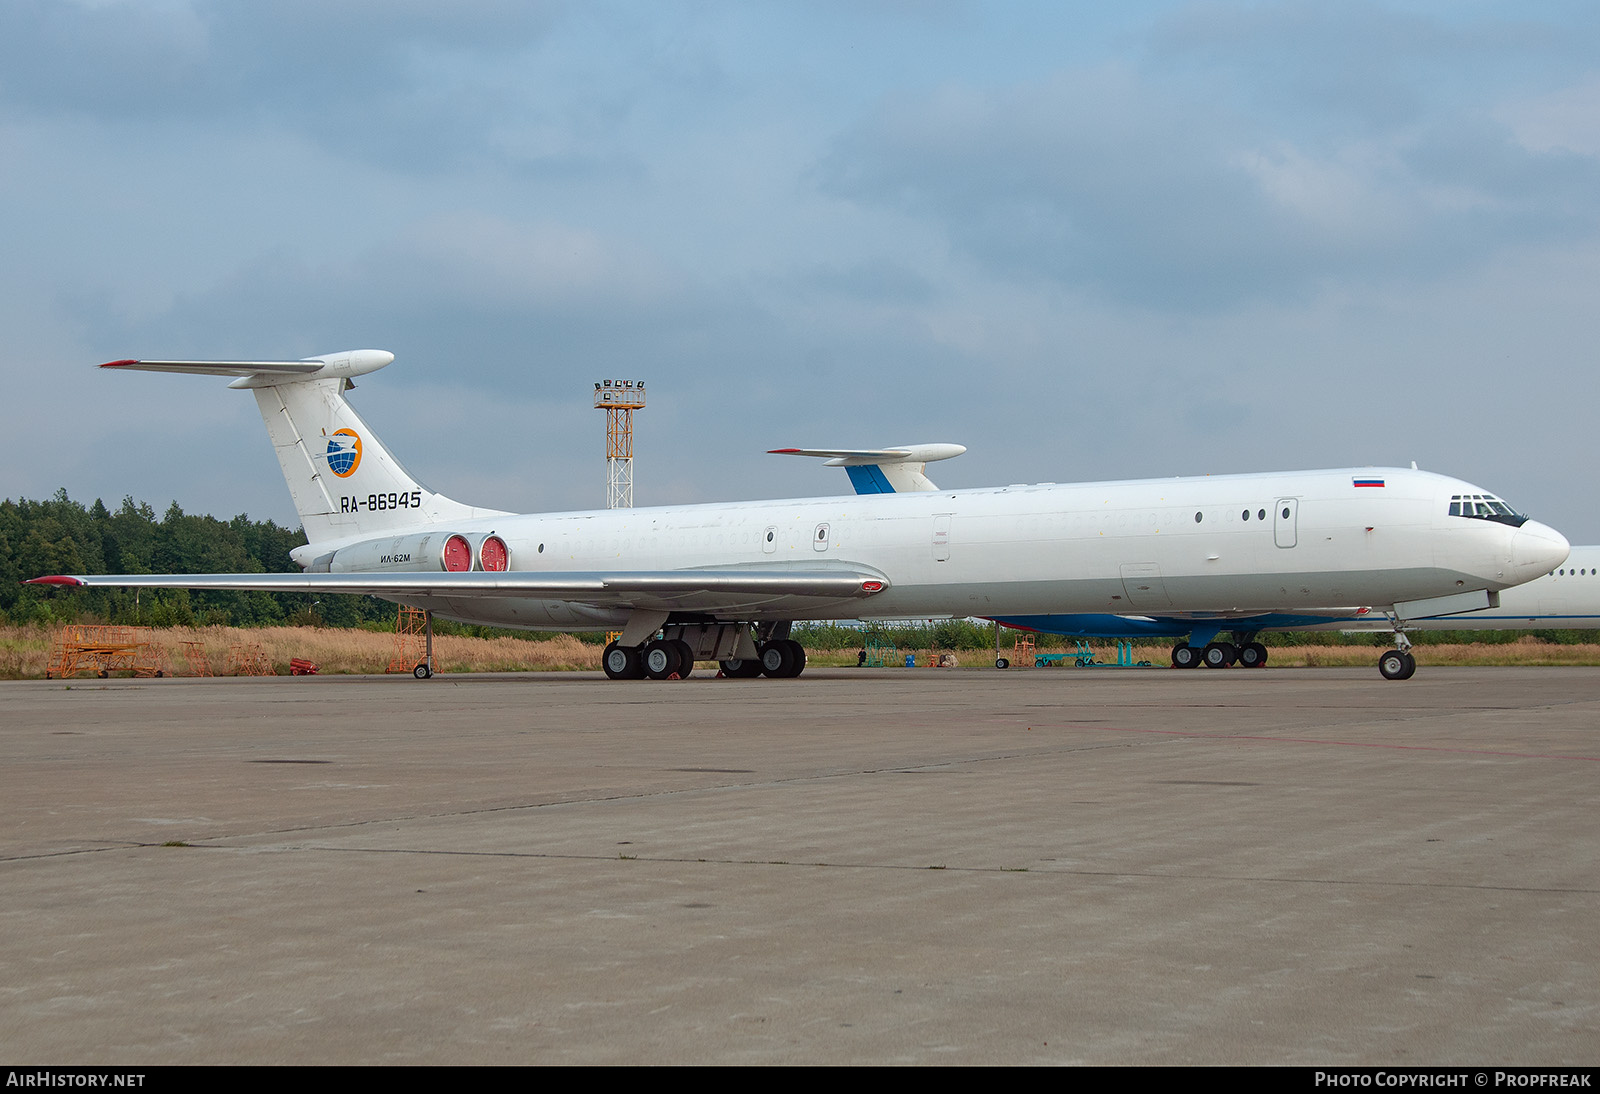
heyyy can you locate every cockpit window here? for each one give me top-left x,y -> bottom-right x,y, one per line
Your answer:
1448,494 -> 1529,528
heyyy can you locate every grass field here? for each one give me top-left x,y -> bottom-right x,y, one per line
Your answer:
0,624 -> 598,679
6,625 -> 1600,679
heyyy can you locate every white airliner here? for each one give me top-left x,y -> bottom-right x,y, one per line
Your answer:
28,349 -> 1570,682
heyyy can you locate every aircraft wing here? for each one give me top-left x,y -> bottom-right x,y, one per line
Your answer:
26,568 -> 890,615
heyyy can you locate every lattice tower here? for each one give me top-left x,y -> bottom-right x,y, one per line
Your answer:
594,381 -> 645,508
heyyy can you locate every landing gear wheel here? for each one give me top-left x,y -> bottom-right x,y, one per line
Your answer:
413,662 -> 432,679
1378,649 -> 1417,681
995,657 -> 1010,669
783,639 -> 806,678
603,642 -> 644,680
720,657 -> 764,678
1202,642 -> 1236,669
1171,644 -> 1201,669
1238,642 -> 1269,668
758,640 -> 792,678
644,639 -> 684,680
760,639 -> 805,678
671,639 -> 695,679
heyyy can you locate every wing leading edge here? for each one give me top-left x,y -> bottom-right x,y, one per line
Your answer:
27,568 -> 890,615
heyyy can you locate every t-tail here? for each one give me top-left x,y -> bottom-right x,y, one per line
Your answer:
100,350 -> 508,544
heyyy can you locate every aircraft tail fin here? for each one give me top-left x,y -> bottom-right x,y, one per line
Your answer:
102,350 -> 508,544
769,444 -> 966,494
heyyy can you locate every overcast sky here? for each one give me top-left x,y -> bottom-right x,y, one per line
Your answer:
4,1 -> 1599,541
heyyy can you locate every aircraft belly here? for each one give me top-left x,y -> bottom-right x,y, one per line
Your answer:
864,564 -> 1484,618
1153,567 -> 1477,612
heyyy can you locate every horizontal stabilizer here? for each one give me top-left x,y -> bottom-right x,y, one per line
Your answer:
770,443 -> 966,494
768,444 -> 965,466
101,349 -> 394,388
101,360 -> 322,377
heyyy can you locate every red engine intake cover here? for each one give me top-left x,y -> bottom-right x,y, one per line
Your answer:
442,534 -> 473,572
479,535 -> 509,572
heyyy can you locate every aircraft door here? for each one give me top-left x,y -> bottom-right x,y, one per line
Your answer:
932,514 -> 952,562
1275,498 -> 1299,548
1119,563 -> 1173,608
762,525 -> 778,554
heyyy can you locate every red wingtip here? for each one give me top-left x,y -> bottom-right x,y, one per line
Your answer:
99,359 -> 139,368
767,448 -> 802,454
25,576 -> 85,586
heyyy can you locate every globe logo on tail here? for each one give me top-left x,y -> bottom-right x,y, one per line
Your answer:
326,429 -> 362,477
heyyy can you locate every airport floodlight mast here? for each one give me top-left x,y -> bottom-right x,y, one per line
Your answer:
594,379 -> 645,508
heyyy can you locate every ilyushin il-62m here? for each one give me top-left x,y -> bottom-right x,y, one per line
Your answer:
29,349 -> 1569,681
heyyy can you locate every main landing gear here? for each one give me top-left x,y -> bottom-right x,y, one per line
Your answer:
602,623 -> 807,682
646,638 -> 694,680
602,638 -> 698,680
1170,640 -> 1269,669
714,638 -> 806,679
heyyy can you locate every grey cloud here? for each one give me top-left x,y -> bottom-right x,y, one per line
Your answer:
788,258 -> 938,304
1148,2 -> 1594,133
0,1 -> 213,118
1402,120 -> 1600,220
0,1 -> 542,113
820,69 -> 1315,308
819,56 -> 1600,310
0,1 -> 564,172
65,214 -> 789,391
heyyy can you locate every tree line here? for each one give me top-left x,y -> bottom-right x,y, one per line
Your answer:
0,489 -> 390,628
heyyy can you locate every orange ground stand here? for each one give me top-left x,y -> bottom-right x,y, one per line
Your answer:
226,643 -> 273,676
1013,634 -> 1036,665
45,625 -> 166,679
179,640 -> 213,677
387,606 -> 430,674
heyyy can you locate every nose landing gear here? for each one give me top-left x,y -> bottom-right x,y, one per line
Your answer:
1378,622 -> 1417,680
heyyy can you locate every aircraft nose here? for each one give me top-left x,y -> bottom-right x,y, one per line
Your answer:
1508,520 -> 1570,580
